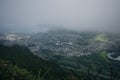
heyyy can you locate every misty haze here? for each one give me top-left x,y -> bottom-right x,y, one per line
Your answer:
0,0 -> 120,80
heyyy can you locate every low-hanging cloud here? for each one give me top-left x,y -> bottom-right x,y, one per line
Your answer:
0,0 -> 120,33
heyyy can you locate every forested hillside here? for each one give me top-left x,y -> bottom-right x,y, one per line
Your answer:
0,44 -> 78,80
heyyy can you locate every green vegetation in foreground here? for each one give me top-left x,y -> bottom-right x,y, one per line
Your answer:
94,34 -> 108,42
0,60 -> 34,80
0,44 -> 78,80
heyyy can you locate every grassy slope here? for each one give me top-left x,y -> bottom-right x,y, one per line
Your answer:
94,34 -> 108,42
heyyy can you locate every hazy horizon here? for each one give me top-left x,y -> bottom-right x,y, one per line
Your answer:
0,0 -> 120,33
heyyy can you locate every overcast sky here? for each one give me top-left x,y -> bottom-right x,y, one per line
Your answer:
0,0 -> 120,33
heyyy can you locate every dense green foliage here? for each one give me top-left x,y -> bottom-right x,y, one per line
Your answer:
0,44 -> 77,80
0,60 -> 34,80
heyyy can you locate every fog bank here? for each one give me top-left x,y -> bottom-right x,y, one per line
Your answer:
0,0 -> 120,33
